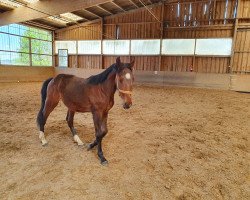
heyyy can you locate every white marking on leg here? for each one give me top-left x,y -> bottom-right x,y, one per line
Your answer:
39,131 -> 48,146
125,73 -> 131,79
74,135 -> 84,146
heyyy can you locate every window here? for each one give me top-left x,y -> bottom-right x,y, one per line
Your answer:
131,40 -> 160,55
0,52 -> 29,65
53,38 -> 233,58
58,49 -> 68,67
55,41 -> 76,54
0,33 -> 29,53
0,23 -> 52,66
0,24 -> 52,41
162,39 -> 195,55
103,40 -> 130,55
195,38 -> 232,56
31,39 -> 52,55
78,40 -> 101,55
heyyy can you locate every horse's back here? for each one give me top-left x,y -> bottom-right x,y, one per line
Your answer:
51,74 -> 91,112
54,74 -> 84,83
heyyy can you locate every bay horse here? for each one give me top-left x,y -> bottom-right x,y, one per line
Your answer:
37,57 -> 135,165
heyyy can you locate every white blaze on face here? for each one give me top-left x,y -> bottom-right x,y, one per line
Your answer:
125,73 -> 131,80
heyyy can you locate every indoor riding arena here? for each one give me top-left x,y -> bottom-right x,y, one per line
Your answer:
0,0 -> 250,199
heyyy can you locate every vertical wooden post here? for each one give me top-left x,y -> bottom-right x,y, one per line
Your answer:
52,31 -> 55,68
158,2 -> 165,71
229,0 -> 240,74
213,0 -> 217,24
29,38 -> 32,66
192,38 -> 197,72
192,1 -> 198,73
76,39 -> 78,68
101,18 -> 104,69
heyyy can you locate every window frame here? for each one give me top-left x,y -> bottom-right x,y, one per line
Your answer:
58,49 -> 69,68
0,24 -> 53,67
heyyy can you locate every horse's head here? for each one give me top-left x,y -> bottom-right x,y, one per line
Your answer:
115,57 -> 135,109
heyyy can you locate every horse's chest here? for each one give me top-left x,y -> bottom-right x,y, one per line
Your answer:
108,99 -> 114,110
90,95 -> 114,111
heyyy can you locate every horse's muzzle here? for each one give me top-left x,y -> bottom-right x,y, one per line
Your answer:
123,102 -> 132,109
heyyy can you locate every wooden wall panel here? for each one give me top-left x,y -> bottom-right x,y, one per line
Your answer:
195,57 -> 229,73
103,4 -> 162,39
164,29 -> 196,38
112,23 -> 161,39
56,24 -> 101,40
103,24 -> 116,39
238,0 -> 250,19
232,29 -> 250,73
68,55 -> 78,68
164,0 -> 237,27
195,28 -> 233,38
78,55 -> 102,69
133,56 -> 159,71
105,5 -> 162,24
103,56 -> 159,71
161,56 -> 229,74
55,55 -> 101,69
0,66 -> 54,82
164,27 -> 233,38
103,56 -> 130,68
161,56 -> 193,72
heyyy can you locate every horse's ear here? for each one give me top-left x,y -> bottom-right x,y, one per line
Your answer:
116,57 -> 121,66
129,57 -> 135,70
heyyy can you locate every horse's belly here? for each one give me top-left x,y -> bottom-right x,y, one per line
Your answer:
62,97 -> 92,112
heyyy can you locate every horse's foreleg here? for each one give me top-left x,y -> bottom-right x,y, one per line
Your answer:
66,110 -> 84,146
92,111 -> 108,165
97,135 -> 107,165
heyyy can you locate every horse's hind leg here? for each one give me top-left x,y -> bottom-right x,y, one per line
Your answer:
87,140 -> 97,150
37,81 -> 60,146
66,110 -> 84,146
38,98 -> 59,146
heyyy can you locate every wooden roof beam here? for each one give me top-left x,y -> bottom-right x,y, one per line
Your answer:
97,5 -> 114,15
147,0 -> 153,4
83,9 -> 102,19
111,1 -> 126,12
60,13 -> 90,22
128,0 -> 139,8
55,18 -> 101,33
0,0 -> 111,26
22,21 -> 57,30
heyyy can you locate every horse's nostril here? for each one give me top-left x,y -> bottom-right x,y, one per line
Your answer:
123,103 -> 130,109
123,102 -> 132,109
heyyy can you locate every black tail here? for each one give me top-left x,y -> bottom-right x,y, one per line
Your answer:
37,78 -> 53,131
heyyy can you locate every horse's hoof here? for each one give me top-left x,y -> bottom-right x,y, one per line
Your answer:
101,160 -> 108,166
87,143 -> 94,151
77,142 -> 84,146
86,144 -> 92,151
42,142 -> 48,147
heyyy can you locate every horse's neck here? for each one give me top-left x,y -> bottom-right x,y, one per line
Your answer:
102,71 -> 117,97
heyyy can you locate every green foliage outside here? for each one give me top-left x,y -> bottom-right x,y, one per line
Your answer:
16,27 -> 52,66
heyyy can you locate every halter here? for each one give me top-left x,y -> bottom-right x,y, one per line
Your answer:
116,74 -> 133,95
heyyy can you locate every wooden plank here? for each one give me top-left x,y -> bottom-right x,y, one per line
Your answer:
229,0 -> 240,72
0,0 -> 111,26
0,66 -> 54,82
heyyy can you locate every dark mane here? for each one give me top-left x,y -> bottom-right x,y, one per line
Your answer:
87,64 -> 117,85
